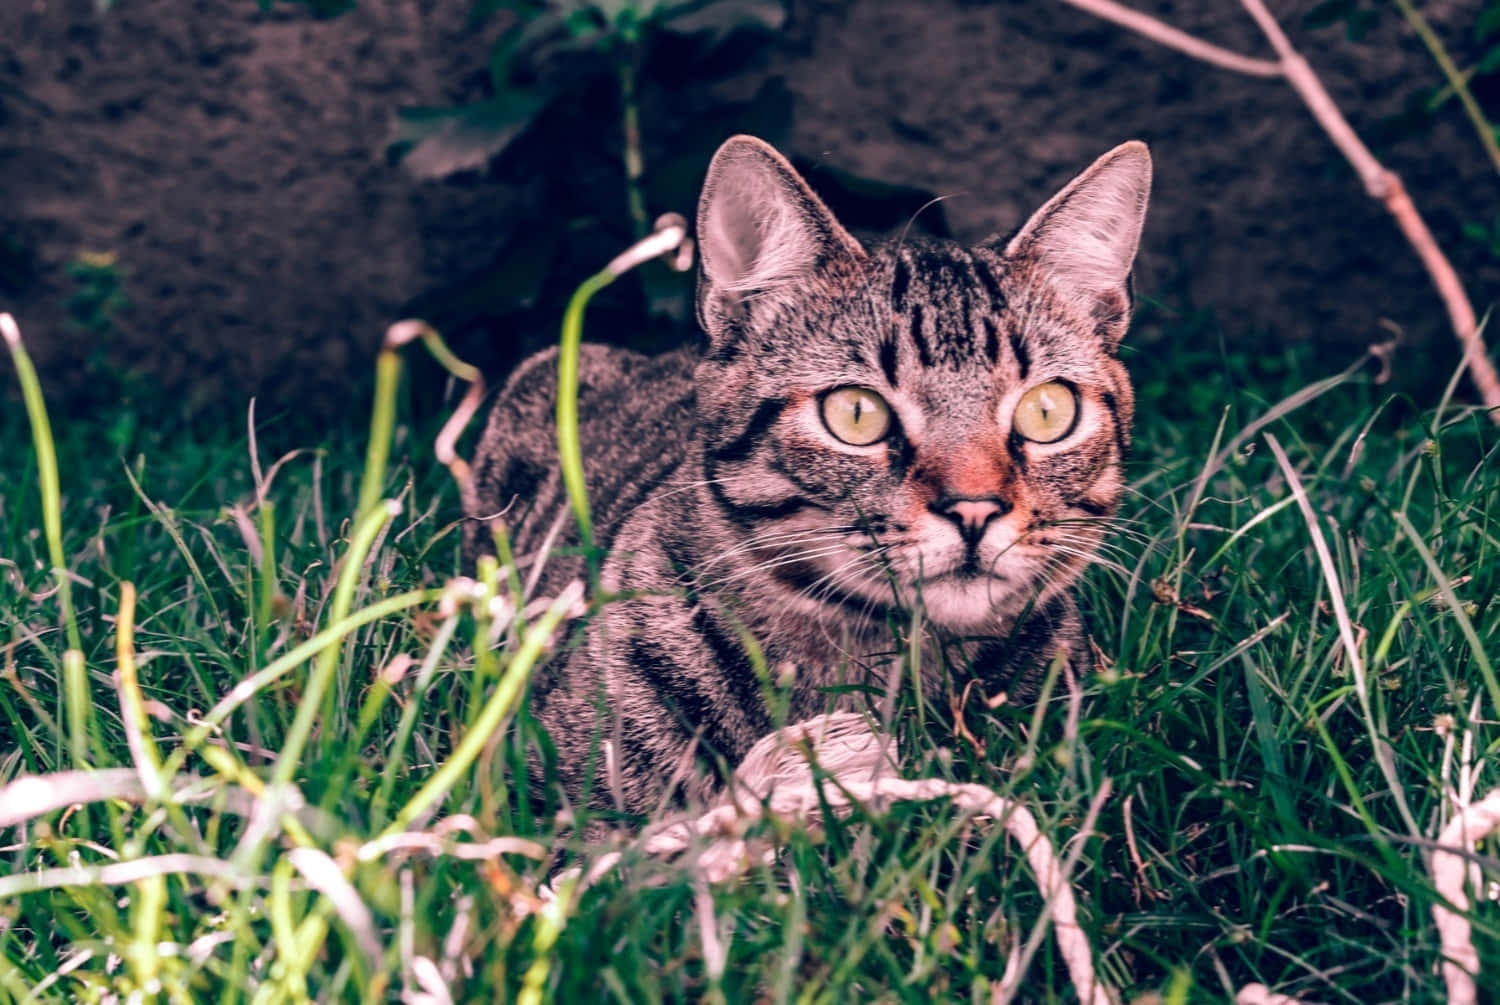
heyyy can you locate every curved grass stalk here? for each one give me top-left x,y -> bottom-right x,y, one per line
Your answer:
271,500 -> 400,788
2,313 -> 91,767
354,349 -> 404,524
1265,433 -> 1420,840
114,582 -> 165,801
160,588 -> 440,779
557,268 -> 615,558
380,580 -> 583,837
556,215 -> 692,582
382,319 -> 485,489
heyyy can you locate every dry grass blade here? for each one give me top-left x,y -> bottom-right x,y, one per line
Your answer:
286,847 -> 384,977
1264,433 -> 1419,838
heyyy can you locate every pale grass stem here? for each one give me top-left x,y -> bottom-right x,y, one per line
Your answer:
2,312 -> 90,766
269,499 -> 400,791
381,580 -> 584,836
557,213 -> 692,571
1265,433 -> 1420,839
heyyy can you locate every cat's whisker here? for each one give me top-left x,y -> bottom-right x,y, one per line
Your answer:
779,545 -> 892,611
683,525 -> 845,566
1047,531 -> 1147,569
1053,516 -> 1154,548
682,530 -> 855,586
1048,544 -> 1129,579
715,544 -> 867,588
688,521 -> 887,578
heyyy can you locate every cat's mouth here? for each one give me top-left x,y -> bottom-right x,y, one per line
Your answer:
750,524 -> 1053,631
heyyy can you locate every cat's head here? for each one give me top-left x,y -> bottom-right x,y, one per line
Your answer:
693,135 -> 1149,634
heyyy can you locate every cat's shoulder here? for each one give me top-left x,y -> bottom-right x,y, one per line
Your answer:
501,342 -> 698,406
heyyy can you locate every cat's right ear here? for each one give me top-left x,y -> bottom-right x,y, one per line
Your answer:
1000,141 -> 1152,347
696,135 -> 866,343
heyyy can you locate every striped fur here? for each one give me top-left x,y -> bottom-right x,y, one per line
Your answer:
462,137 -> 1151,815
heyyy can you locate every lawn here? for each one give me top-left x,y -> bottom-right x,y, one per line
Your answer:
1,296 -> 1497,1002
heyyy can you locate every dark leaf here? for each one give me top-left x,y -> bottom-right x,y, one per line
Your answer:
1345,8 -> 1378,41
660,0 -> 787,48
470,0 -> 538,25
1476,45 -> 1500,76
1477,4 -> 1500,42
277,0 -> 358,18
1302,0 -> 1356,30
392,92 -> 550,180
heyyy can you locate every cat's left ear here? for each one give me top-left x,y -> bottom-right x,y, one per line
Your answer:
1000,141 -> 1152,346
696,135 -> 866,344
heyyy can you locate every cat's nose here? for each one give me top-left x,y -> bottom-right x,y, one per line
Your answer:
934,497 -> 1011,541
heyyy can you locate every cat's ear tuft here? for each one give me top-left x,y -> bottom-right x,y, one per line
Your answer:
697,135 -> 865,340
1003,141 -> 1151,335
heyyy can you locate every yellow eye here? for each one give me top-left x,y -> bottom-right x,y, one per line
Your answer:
821,387 -> 892,446
1013,381 -> 1079,443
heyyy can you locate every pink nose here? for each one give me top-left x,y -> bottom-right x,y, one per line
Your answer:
935,497 -> 1009,541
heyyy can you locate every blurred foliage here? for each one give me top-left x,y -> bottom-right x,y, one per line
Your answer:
266,0 -> 799,387
65,251 -> 141,452
1303,0 -> 1381,41
1462,211 -> 1500,259
64,251 -> 128,338
390,0 -> 787,183
0,231 -> 37,297
331,0 -> 946,400
262,0 -> 358,18
1304,0 -> 1500,148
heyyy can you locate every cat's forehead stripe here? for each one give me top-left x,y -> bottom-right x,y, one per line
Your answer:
885,243 -> 1022,377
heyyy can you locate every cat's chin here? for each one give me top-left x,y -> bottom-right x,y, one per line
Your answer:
913,574 -> 1028,632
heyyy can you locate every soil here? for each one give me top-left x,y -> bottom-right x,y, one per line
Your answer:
1,0 -> 1495,423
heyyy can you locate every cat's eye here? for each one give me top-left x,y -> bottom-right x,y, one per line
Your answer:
1013,381 -> 1079,443
821,387 -> 892,446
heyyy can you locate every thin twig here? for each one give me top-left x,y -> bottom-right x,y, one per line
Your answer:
1057,0 -> 1500,421
1389,0 -> 1500,178
1057,0 -> 1283,77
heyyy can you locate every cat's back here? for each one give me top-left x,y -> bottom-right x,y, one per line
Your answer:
463,342 -> 698,574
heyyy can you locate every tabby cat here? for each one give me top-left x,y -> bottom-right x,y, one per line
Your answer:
462,135 -> 1151,815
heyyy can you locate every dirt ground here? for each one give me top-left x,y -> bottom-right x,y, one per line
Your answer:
1,0 -> 1495,420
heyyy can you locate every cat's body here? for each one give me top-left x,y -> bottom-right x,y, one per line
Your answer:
463,137 -> 1150,815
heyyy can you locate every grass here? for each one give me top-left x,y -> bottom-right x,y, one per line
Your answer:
0,290 -> 1498,1003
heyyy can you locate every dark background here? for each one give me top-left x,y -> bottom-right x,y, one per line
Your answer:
2,0 -> 1496,425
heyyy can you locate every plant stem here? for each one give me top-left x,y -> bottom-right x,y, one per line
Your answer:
270,500 -> 398,789
379,582 -> 582,836
1,315 -> 82,654
556,218 -> 692,588
354,348 -> 403,524
619,58 -> 649,240
1391,0 -> 1500,178
557,267 -> 616,576
2,313 -> 93,768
